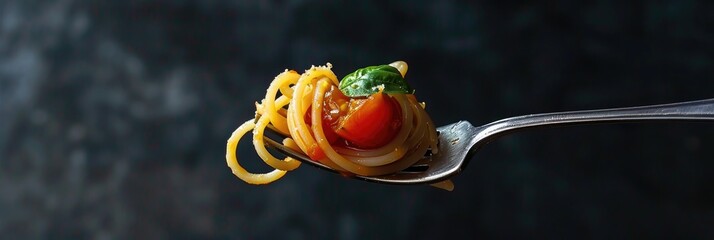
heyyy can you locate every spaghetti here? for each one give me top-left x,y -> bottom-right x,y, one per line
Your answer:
226,61 -> 445,188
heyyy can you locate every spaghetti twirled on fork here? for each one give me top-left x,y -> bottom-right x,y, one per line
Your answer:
226,61 -> 447,188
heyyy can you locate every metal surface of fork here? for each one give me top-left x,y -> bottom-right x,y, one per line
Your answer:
264,98 -> 714,185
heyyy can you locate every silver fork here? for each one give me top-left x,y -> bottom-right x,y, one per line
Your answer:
263,98 -> 714,185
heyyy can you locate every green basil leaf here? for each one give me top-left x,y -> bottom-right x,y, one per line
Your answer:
339,65 -> 414,97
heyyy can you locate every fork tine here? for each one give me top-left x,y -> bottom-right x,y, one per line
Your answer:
255,113 -> 290,138
262,137 -> 309,162
261,129 -> 343,174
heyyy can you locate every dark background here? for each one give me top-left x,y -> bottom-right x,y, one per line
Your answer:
1,0 -> 713,239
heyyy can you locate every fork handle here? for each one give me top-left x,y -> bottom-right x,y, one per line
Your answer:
476,98 -> 714,140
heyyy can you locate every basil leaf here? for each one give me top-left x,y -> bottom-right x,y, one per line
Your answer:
339,65 -> 414,97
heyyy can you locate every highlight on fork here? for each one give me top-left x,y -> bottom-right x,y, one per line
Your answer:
225,61 -> 454,190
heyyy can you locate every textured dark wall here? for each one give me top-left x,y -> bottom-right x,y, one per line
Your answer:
1,0 -> 713,239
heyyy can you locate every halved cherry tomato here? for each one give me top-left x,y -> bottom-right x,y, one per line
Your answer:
303,85 -> 402,159
334,91 -> 402,149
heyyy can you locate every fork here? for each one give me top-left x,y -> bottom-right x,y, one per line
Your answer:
263,98 -> 714,185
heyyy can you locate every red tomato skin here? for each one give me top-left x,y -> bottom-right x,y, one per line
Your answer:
335,92 -> 402,149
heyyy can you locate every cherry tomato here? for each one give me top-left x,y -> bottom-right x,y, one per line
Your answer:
303,86 -> 403,159
335,92 -> 402,149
